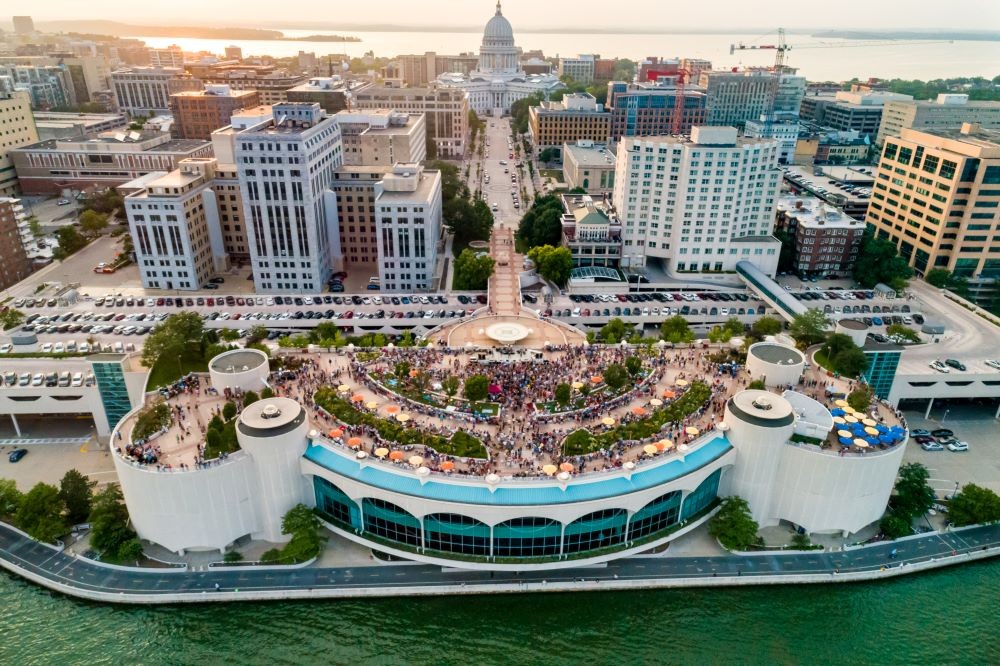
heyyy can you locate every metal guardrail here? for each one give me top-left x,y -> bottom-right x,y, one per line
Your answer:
0,437 -> 91,446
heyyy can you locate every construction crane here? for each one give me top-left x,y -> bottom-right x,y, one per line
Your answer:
671,67 -> 691,135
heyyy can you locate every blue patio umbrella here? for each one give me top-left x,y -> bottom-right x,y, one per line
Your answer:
831,408 -> 846,417
876,424 -> 890,433
866,436 -> 880,446
879,435 -> 894,444
838,436 -> 852,446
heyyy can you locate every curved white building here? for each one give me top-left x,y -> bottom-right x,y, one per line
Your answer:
436,2 -> 564,116
723,389 -> 905,536
745,342 -> 805,387
835,318 -> 869,348
208,348 -> 270,393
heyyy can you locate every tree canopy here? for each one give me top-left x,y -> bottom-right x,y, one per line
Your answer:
881,463 -> 936,538
708,317 -> 745,343
79,210 -> 109,235
789,309 -> 830,348
948,484 -> 1000,527
599,318 -> 632,344
886,323 -> 920,344
0,307 -> 25,331
53,225 -> 88,259
751,315 -> 783,339
16,483 -> 67,543
463,374 -> 490,403
453,248 -> 495,291
516,195 -> 564,249
141,311 -> 205,368
853,230 -> 913,291
527,244 -> 573,286
59,469 -> 96,525
660,315 -> 694,344
709,496 -> 761,551
603,363 -> 629,391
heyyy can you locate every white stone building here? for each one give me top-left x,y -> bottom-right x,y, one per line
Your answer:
373,163 -> 443,292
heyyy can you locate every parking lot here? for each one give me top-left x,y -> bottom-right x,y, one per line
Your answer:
0,417 -> 116,491
903,410 -> 1000,495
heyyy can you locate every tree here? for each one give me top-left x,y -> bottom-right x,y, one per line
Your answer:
243,390 -> 260,407
751,315 -> 783,339
789,309 -> 830,348
886,323 -> 920,343
516,195 -> 564,249
709,496 -> 760,551
555,382 -> 572,406
261,387 -> 275,399
16,483 -> 67,543
89,484 -> 135,556
708,318 -> 744,343
79,209 -> 109,235
0,479 -> 23,518
852,230 -> 913,290
625,355 -> 643,377
604,363 -> 629,391
833,346 -> 869,377
311,321 -> 340,346
280,504 -> 327,563
464,374 -> 490,403
224,550 -> 244,563
58,469 -> 96,525
141,311 -> 205,368
748,379 -> 767,390
442,375 -> 460,398
847,385 -> 874,412
527,245 -> 573,287
394,361 -> 411,381
660,316 -> 694,344
948,484 -> 1000,527
510,92 -> 544,134
52,225 -> 88,259
925,268 -> 951,288
891,463 -> 936,522
218,328 -> 240,342
0,307 -> 25,331
132,401 -> 171,440
247,325 -> 268,344
538,147 -> 560,164
453,248 -> 495,290
599,318 -> 631,344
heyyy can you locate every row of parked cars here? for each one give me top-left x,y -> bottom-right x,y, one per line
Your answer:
911,428 -> 969,452
1,370 -> 94,388
928,359 -> 1000,373
204,308 -> 475,323
569,292 -> 758,305
22,311 -> 167,336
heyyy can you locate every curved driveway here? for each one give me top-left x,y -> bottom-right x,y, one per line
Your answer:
1,522 -> 999,604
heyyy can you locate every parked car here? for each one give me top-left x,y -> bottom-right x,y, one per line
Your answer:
910,429 -> 930,437
946,441 -> 969,452
944,358 -> 966,371
931,428 -> 954,439
920,441 -> 944,452
8,448 -> 27,463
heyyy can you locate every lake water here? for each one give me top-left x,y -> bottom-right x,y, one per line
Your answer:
131,30 -> 1000,82
1,560 -> 999,663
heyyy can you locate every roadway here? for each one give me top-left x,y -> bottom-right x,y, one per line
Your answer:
1,521 -> 998,603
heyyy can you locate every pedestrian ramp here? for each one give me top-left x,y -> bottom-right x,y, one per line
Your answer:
736,261 -> 807,323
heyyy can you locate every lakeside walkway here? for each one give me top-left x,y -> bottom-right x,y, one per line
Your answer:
2,521 -> 999,604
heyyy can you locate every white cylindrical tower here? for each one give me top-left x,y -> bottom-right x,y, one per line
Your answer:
745,342 -> 805,387
835,318 -> 869,348
237,397 -> 310,543
723,390 -> 796,527
208,348 -> 269,393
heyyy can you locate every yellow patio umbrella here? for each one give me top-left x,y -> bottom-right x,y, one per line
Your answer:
649,398 -> 663,407
642,444 -> 658,456
685,426 -> 700,436
601,417 -> 616,426
396,413 -> 411,423
365,401 -> 378,410
864,426 -> 880,436
571,381 -> 584,390
832,416 -> 846,425
337,384 -> 351,393
542,464 -> 558,476
659,439 -> 674,450
374,447 -> 389,458
408,455 -> 424,467
853,438 -> 870,449
675,379 -> 689,387
837,429 -> 853,438
844,415 -> 859,424
834,399 -> 849,408
862,418 -> 878,427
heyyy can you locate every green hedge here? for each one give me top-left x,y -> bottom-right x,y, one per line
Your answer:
315,388 -> 488,459
562,382 -> 713,456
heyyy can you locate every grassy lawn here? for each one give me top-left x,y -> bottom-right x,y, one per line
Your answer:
147,354 -> 208,390
537,398 -> 587,414
539,169 -> 562,181
471,401 -> 500,416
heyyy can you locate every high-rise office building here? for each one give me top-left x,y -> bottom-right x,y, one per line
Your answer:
0,197 -> 33,289
612,127 -> 782,277
330,166 -> 388,268
352,85 -> 469,158
606,81 -> 707,140
12,16 -> 35,35
169,85 -> 260,140
112,67 -> 187,116
529,93 -> 610,156
235,103 -> 343,293
876,94 -> 1000,146
149,46 -> 185,69
698,70 -> 804,129
373,163 -> 442,292
0,83 -> 39,196
334,110 -> 426,167
866,124 -> 1000,292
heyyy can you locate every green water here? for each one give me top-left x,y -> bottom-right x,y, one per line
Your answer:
2,562 -> 998,665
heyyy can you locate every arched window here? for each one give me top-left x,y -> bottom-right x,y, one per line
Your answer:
681,469 -> 722,521
628,490 -> 681,541
564,508 -> 627,554
362,498 -> 421,547
493,517 -> 561,558
313,477 -> 360,530
424,513 -> 490,556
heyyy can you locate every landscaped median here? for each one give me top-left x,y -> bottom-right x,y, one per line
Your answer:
561,381 -> 713,456
314,388 -> 488,459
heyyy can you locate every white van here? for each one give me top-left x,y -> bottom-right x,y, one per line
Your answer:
71,372 -> 83,387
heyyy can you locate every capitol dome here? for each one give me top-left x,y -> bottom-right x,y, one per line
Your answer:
483,2 -> 514,42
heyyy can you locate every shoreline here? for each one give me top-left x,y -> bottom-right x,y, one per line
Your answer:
1,522 -> 997,605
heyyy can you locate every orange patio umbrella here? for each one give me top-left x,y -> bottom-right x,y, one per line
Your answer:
662,390 -> 676,399
409,368 -> 419,378
631,406 -> 647,416
389,450 -> 405,461
385,405 -> 400,414
347,437 -> 363,448
440,461 -> 456,472
328,428 -> 344,439
591,375 -> 603,384
351,394 -> 365,403
559,462 -> 574,472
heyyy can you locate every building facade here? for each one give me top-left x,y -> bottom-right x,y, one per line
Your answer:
876,94 -> 1000,146
528,93 -> 610,156
606,81 -> 707,141
199,68 -> 309,106
330,166 -> 388,268
0,86 -> 39,195
557,55 -> 596,84
866,124 -> 1000,280
775,196 -> 865,277
0,197 -> 33,289
562,141 -> 616,195
435,2 -> 564,116
169,85 -> 260,140
698,70 -> 803,128
235,103 -> 343,293
149,46 -> 184,69
334,110 -> 426,167
374,163 -> 442,292
560,193 -> 622,268
285,77 -> 355,115
111,67 -> 187,117
352,85 -> 469,158
612,127 -> 782,277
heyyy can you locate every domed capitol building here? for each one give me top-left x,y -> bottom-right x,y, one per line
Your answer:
437,1 -> 564,116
